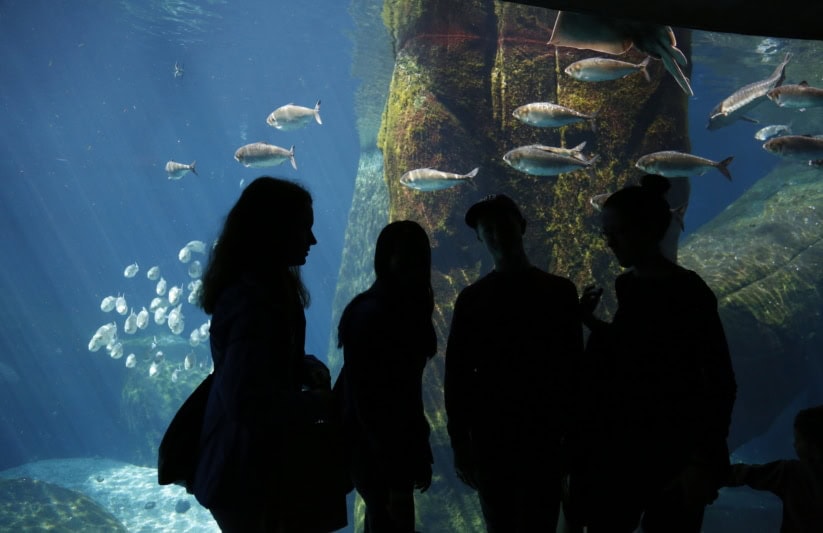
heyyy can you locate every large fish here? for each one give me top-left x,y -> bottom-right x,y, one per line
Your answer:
549,12 -> 692,96
767,81 -> 823,110
565,56 -> 651,83
762,135 -> 823,161
234,142 -> 297,169
512,102 -> 596,130
266,100 -> 322,131
165,160 -> 197,180
503,145 -> 598,176
635,150 -> 733,180
707,52 -> 792,130
399,167 -> 479,191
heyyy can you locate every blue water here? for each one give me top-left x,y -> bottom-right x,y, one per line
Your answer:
0,0 -> 359,468
0,1 -> 820,531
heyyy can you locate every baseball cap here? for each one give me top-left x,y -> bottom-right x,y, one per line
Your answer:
465,194 -> 526,230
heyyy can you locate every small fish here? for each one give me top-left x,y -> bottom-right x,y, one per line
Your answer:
123,262 -> 139,278
146,266 -> 160,281
762,135 -> 823,161
100,296 -> 116,313
527,142 -> 589,161
184,352 -> 195,370
707,52 -> 792,131
589,192 -> 612,212
266,100 -> 322,131
188,260 -> 203,278
767,81 -> 823,110
754,124 -> 792,141
124,309 -> 138,335
190,329 -> 202,346
171,368 -> 180,383
165,160 -> 197,180
168,284 -> 183,306
503,145 -> 599,176
512,102 -> 596,130
154,306 -> 167,326
234,142 -> 297,170
136,307 -> 149,330
149,297 -> 164,311
108,342 -> 123,360
185,240 -> 207,254
149,361 -> 159,378
565,56 -> 651,83
399,167 -> 479,191
178,245 -> 192,264
635,151 -> 733,180
187,280 -> 203,305
156,277 -> 167,296
173,62 -> 184,79
125,354 -> 137,368
115,294 -> 128,315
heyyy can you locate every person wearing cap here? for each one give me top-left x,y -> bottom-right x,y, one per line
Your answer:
444,194 -> 584,532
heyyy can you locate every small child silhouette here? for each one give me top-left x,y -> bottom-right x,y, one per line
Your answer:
726,404 -> 823,533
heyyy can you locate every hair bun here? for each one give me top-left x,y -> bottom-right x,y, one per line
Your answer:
640,174 -> 671,196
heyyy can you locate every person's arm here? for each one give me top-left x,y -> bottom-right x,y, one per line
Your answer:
727,461 -> 789,496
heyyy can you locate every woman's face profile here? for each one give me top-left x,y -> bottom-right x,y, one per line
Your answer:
282,203 -> 317,267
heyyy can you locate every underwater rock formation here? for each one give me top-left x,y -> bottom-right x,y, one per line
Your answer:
680,163 -> 823,448
0,477 -> 127,532
337,0 -> 693,529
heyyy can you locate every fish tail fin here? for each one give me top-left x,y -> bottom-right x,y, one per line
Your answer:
465,167 -> 480,178
662,54 -> 693,96
640,56 -> 651,82
190,161 -> 197,175
315,100 -> 322,125
289,145 -> 297,170
718,156 -> 734,181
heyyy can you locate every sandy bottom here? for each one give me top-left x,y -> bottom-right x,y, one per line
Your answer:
0,457 -> 218,532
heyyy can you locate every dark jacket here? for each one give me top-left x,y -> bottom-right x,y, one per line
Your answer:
445,266 -> 584,461
579,267 -> 737,481
338,279 -> 436,489
192,276 -> 346,531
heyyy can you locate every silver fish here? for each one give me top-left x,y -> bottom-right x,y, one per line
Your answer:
399,167 -> 479,191
504,145 -> 598,176
762,135 -> 823,161
165,160 -> 197,180
635,150 -> 733,180
173,62 -> 184,79
549,13 -> 691,96
754,124 -> 792,141
707,52 -> 792,130
529,141 -> 589,161
565,56 -> 651,82
767,81 -> 823,110
512,102 -> 596,130
266,100 -> 322,131
234,142 -> 297,169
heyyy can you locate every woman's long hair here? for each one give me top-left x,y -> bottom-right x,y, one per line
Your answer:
199,176 -> 311,315
339,220 -> 436,359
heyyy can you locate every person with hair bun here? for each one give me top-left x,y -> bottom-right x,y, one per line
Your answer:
568,175 -> 738,533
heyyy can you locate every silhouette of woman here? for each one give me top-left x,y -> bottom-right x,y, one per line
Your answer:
572,174 -> 737,533
337,220 -> 437,533
192,176 -> 347,532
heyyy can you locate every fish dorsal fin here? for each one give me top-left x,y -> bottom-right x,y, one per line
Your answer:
799,81 -> 809,87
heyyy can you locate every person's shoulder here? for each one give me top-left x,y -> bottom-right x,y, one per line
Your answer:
675,267 -> 718,301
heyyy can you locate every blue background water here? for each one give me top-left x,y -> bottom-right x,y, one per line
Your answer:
0,0 -> 359,469
0,0 -> 817,529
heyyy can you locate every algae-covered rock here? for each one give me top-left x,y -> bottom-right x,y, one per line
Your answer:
680,162 -> 823,447
0,477 -> 128,532
352,1 -> 693,530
